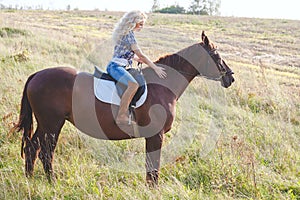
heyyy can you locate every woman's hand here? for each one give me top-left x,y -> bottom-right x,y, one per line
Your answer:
133,47 -> 167,78
153,65 -> 167,79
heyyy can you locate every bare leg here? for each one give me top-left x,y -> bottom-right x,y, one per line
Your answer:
116,81 -> 139,124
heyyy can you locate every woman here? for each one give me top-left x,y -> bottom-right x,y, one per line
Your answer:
107,10 -> 167,125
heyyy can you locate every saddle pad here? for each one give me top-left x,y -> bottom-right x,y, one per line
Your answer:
93,77 -> 147,108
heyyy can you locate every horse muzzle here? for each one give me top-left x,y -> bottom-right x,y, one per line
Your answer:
221,71 -> 235,88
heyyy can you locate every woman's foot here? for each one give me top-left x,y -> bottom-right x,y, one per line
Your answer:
116,114 -> 130,125
116,114 -> 136,125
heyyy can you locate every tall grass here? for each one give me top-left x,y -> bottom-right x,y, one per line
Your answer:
0,10 -> 299,199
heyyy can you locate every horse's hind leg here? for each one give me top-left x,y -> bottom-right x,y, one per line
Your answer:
24,129 -> 41,177
37,119 -> 65,181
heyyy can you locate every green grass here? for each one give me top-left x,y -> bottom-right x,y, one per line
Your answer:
0,10 -> 300,199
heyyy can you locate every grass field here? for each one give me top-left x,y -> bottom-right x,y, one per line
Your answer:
0,10 -> 299,199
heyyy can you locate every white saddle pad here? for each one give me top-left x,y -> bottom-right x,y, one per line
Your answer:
93,77 -> 147,108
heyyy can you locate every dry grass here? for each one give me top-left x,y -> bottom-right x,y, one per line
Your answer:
0,10 -> 299,199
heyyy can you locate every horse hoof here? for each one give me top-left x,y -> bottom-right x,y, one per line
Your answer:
46,173 -> 57,184
146,180 -> 159,188
25,171 -> 33,178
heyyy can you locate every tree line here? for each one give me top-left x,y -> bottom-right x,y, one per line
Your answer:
0,0 -> 221,15
152,0 -> 221,15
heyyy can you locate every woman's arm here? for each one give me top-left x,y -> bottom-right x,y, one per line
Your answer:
133,54 -> 143,63
132,44 -> 167,79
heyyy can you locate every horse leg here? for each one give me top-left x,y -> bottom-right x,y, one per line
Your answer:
24,129 -> 41,177
145,132 -> 164,186
37,119 -> 65,181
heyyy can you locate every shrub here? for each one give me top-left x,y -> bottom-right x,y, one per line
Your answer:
0,27 -> 28,38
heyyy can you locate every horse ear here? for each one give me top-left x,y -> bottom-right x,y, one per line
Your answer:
201,31 -> 210,46
201,31 -> 206,42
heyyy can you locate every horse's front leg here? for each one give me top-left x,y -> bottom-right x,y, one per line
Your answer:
145,132 -> 164,186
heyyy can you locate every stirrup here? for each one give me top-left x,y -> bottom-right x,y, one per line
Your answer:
115,104 -> 135,125
115,110 -> 136,126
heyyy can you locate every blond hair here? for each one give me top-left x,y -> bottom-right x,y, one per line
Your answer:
112,10 -> 147,44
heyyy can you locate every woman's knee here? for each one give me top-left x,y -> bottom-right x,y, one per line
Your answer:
128,81 -> 139,91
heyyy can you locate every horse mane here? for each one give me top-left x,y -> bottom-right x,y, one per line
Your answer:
152,42 -> 218,78
154,42 -> 209,67
154,52 -> 189,68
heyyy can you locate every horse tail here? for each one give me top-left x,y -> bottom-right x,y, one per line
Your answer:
14,73 -> 36,158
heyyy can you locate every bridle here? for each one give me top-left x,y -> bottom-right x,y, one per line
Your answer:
176,48 -> 233,80
208,48 -> 234,80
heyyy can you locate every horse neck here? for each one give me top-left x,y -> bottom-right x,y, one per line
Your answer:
142,53 -> 198,100
155,52 -> 199,83
143,43 -> 208,100
175,43 -> 208,75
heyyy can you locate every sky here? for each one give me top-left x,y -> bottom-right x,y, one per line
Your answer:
0,0 -> 299,20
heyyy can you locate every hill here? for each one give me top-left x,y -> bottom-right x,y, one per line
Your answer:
0,10 -> 299,199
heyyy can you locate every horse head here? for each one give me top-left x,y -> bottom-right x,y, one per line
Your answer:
200,31 -> 235,88
176,31 -> 234,88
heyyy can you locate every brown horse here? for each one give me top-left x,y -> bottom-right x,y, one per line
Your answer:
15,31 -> 234,185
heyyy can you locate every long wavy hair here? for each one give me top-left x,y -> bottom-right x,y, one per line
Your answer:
112,10 -> 147,44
